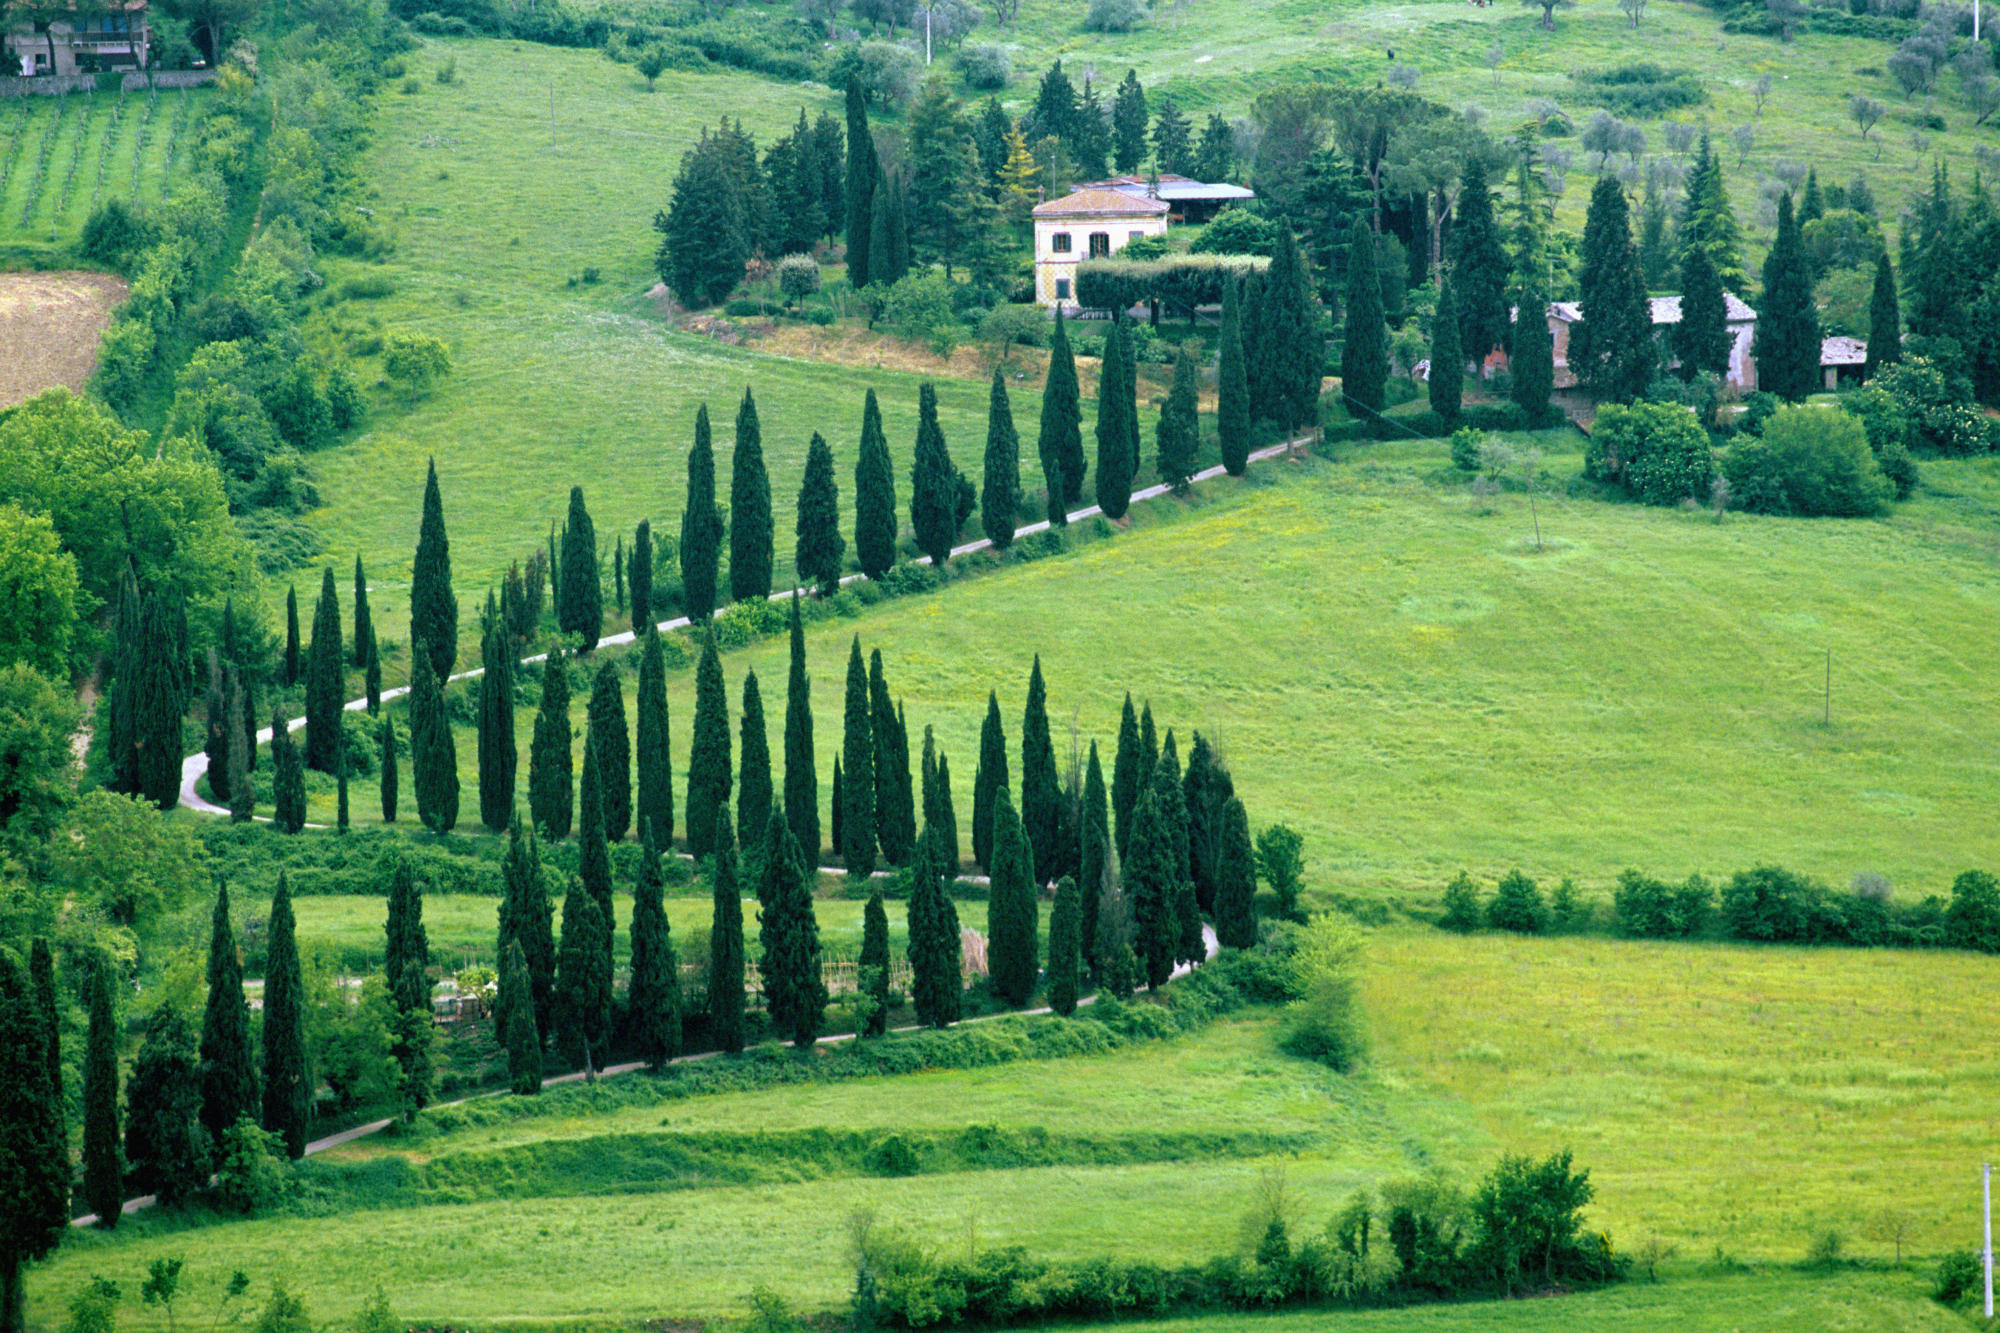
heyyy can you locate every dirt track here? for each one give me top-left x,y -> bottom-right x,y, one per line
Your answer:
0,270 -> 128,409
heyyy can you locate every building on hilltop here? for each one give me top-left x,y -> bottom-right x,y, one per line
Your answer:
1030,174 -> 1256,309
5,0 -> 151,76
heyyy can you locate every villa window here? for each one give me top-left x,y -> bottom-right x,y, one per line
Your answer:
1088,232 -> 1110,258
1051,232 -> 1072,253
1055,278 -> 1071,300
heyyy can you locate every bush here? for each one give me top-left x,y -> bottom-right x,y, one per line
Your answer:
1449,426 -> 1485,471
775,253 -> 821,307
79,199 -> 159,269
880,270 -> 959,355
1438,872 -> 1483,932
1189,209 -> 1279,257
1723,404 -> 1892,516
955,42 -> 1010,89
1253,823 -> 1305,921
212,1117 -> 289,1214
1587,401 -> 1714,504
1934,1250 -> 1981,1304
1084,0 -> 1147,30
1872,357 -> 1994,454
1719,865 -> 1825,943
1075,254 -> 1268,320
1276,913 -> 1367,1070
1485,870 -> 1547,934
1613,869 -> 1711,938
1571,62 -> 1706,115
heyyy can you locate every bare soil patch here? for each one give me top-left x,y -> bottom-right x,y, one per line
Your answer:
0,270 -> 128,409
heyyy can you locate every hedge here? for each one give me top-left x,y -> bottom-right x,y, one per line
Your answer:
1074,255 -> 1269,319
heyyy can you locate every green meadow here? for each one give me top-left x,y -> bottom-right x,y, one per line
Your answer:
0,84 -> 209,252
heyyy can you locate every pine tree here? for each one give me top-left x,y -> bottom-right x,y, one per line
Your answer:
304,569 -> 342,772
1155,342 -> 1200,492
1039,310 -> 1086,520
554,876 -> 610,1075
1124,784 -> 1177,990
411,458 -> 458,684
758,813 -> 826,1047
1429,274 -> 1463,420
586,663 -> 631,842
498,818 -> 556,1039
1753,191 -> 1821,402
1094,316 -> 1137,518
729,387 -> 774,602
981,367 -> 1021,548
1217,280 -> 1251,475
868,651 -> 911,865
1151,98 -> 1193,174
558,487 -> 603,650
1046,876 -> 1081,1016
271,711 -> 306,834
1572,175 -> 1654,403
854,389 -> 898,580
529,649 -> 573,839
845,81 -> 877,287
1019,656 -> 1060,882
283,583 -> 301,686
681,405 -> 723,620
986,790 -> 1039,1006
1673,243 -> 1731,382
684,633 -> 733,861
782,596 -> 820,865
910,382 -> 960,566
261,873 -> 311,1158
708,806 -> 746,1053
1678,134 -> 1745,293
577,736 -> 615,976
379,716 -> 399,824
737,669 -> 774,858
636,630 -> 674,848
478,620 -> 517,832
1866,250 -> 1902,378
907,825 -> 962,1027
627,829 -> 681,1069
408,646 -> 460,834
1111,694 -> 1142,860
972,690 -> 1007,870
1111,68 -> 1148,172
795,433 -> 845,595
81,950 -> 120,1226
859,888 -> 891,1036
498,939 -> 542,1095
352,556 -> 373,668
1265,224 -> 1324,430
630,520 -> 654,635
1451,158 -> 1511,368
0,948 -> 68,1322
1213,796 -> 1258,949
123,1003 -> 205,1205
199,883 -> 257,1152
840,637 -> 876,874
1080,740 -> 1108,966
1341,217 -> 1388,420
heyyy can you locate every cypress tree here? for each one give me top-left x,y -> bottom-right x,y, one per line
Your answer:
554,876 -> 611,1075
336,738 -> 350,832
1866,250 -> 1901,378
384,854 -> 430,1014
981,367 -> 1021,548
868,650 -> 911,865
82,950 -> 122,1226
1094,316 -> 1136,519
1451,156 -> 1512,368
1046,876 -> 1081,1016
558,487 -> 603,651
845,80 -> 877,288
1124,785 -> 1177,990
123,1003 -> 204,1206
840,637 -> 876,874
1510,280 -> 1555,420
379,716 -> 399,824
1139,700 -> 1158,784
935,751 -> 959,871
681,405 -> 723,621
578,734 -> 615,977
1213,796 -> 1258,949
986,790 -> 1039,1006
1754,192 -> 1821,402
1111,695 -> 1142,860
1080,740 -> 1108,966
731,387 -> 774,602
831,757 -> 845,861
627,828 -> 681,1069
893,701 -> 917,862
261,873 -> 311,1158
860,888 -> 890,1036
1429,274 -> 1463,421
587,663 -> 631,842
271,711 -> 306,834
907,825 -> 962,1028
614,535 -> 625,614
1341,217 -> 1388,419
107,567 -> 140,794
783,596 -> 820,865
738,669 -> 773,856
27,939 -> 55,1108
204,652 -> 230,805
498,818 -> 557,1039
636,630 -> 674,848
352,556 -> 373,668
708,805 -> 746,1053
498,939 -> 542,1095
1217,280 -> 1251,476
1266,223 -> 1324,429
410,458 -> 458,684
1573,175 -> 1654,403
921,724 -> 941,830
1039,309 -> 1085,521
529,649 -> 574,839
1020,656 -> 1059,882
910,382 -> 959,566
854,389 -> 898,580
199,882 -> 257,1152
478,621 -> 517,832
1673,243 -> 1731,382
284,584 -> 301,686
1155,342 -> 1200,493
0,949 -> 67,1326
226,668 -> 253,823
133,594 -> 183,810
758,812 -> 826,1047
1182,733 -> 1217,910
630,520 -> 654,635
795,433 -> 845,596
1154,734 -> 1200,967
868,166 -> 910,287
364,623 -> 382,716
972,690 -> 1006,871
686,633 -> 732,860
408,645 -> 459,834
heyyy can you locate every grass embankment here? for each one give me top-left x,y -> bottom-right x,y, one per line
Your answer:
0,85 -> 210,256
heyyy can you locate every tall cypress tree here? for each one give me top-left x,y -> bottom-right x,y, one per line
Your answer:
203,652 -> 230,806
336,734 -> 350,833
1080,740 -> 1108,966
411,459 -> 458,683
283,584 -> 301,687
578,735 -> 615,974
840,637 -> 876,874
1094,316 -> 1136,519
893,702 -> 917,863
261,873 -> 310,1158
854,389 -> 898,580
1673,243 -> 1731,382
1754,191 -> 1820,402
379,716 -> 399,824
27,939 -> 56,1108
1429,274 -> 1463,421
860,888 -> 890,1036
123,1003 -> 204,1206
972,690 -> 1007,871
554,876 -> 610,1075
627,828 -> 681,1069
759,813 -> 826,1047
935,751 -> 959,871
226,666 -> 253,823
1155,736 -> 1202,967
1573,175 -> 1654,403
1124,785 -> 1177,990
686,632 -> 733,860
408,646 -> 459,834
498,818 -> 556,1038
1111,694 -> 1142,860
305,567 -> 343,772
614,535 -> 625,615
708,806 -> 745,1053
1039,309 -> 1085,521
910,382 -> 959,566
0,949 -> 67,1326
478,620 -> 517,832
1452,156 -> 1511,369
682,405 -> 723,621
1217,279 -> 1251,476
795,433 -> 845,596
558,487 -> 603,651
636,630 -> 674,848
1866,250 -> 1901,379
82,950 -> 121,1226
364,623 -> 382,716
587,663 -> 631,842
831,757 -> 845,862
1046,876 -> 1081,1016
1266,223 -> 1324,429
907,825 -> 962,1028
845,80 -> 877,288
783,596 -> 820,865
133,594 -> 183,810
1341,217 -> 1388,420
199,883 -> 257,1152
1213,796 -> 1258,949
384,854 -> 430,1015
1139,701 -> 1158,785
271,711 -> 306,834
737,669 -> 773,857
1020,656 -> 1058,883
1510,281 -> 1555,420
869,650 -> 912,866
868,166 -> 911,287
1183,732 -> 1228,912
630,520 -> 654,635
1155,343 -> 1200,493
986,790 -> 1039,1006
498,939 -> 542,1095
529,649 -> 573,840
981,367 -> 1021,548
352,556 -> 373,668
731,388 -> 774,602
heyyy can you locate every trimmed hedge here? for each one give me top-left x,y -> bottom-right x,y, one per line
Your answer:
1075,255 -> 1269,319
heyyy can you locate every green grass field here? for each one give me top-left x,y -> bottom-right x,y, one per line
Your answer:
0,84 -> 209,249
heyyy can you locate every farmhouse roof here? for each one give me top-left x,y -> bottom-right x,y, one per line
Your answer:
1078,173 -> 1258,205
1820,335 -> 1868,367
1032,188 -> 1171,219
1545,293 -> 1757,325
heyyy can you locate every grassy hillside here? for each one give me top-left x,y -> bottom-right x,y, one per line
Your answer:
0,84 -> 210,255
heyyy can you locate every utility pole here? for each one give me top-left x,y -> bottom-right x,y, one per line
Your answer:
923,5 -> 933,64
1985,1163 -> 1993,1321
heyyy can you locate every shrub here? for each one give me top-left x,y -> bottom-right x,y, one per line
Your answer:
880,270 -> 959,355
843,41 -> 922,108
1485,870 -> 1547,934
1190,209 -> 1280,257
1277,913 -> 1367,1070
1587,401 -> 1714,504
1571,62 -> 1706,115
1075,254 -> 1268,320
1945,869 -> 2000,952
1438,872 -> 1482,932
1872,357 -> 1994,454
775,253 -> 821,307
1723,404 -> 1892,516
1613,870 -> 1712,938
1449,426 -> 1485,471
1719,864 -> 1824,943
1084,0 -> 1147,30
1934,1250 -> 1981,1304
79,199 -> 159,269
1253,823 -> 1305,921
1549,877 -> 1589,931
212,1117 -> 289,1214
955,42 -> 1010,89
864,1132 -> 921,1176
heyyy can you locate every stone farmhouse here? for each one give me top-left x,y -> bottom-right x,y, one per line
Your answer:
4,0 -> 151,75
1030,173 -> 1256,309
